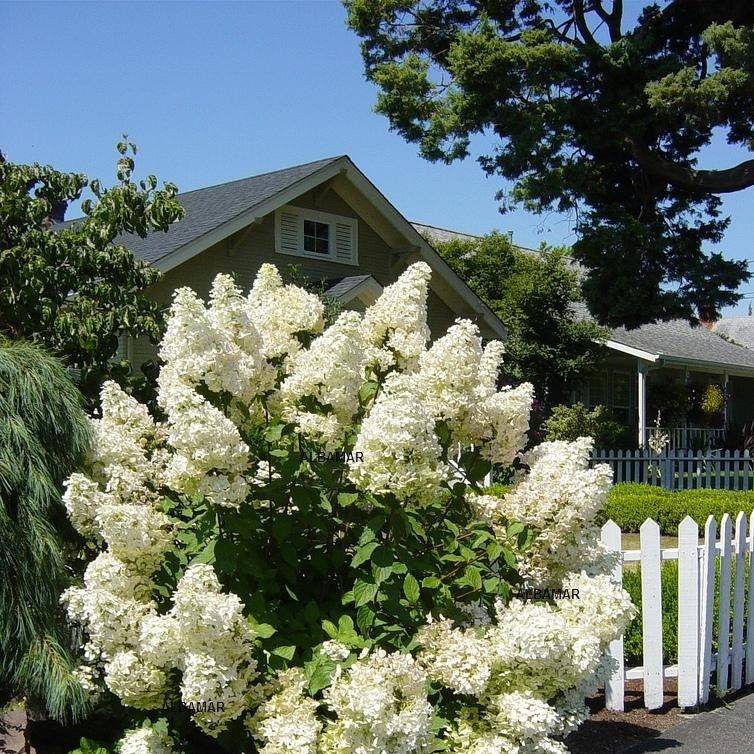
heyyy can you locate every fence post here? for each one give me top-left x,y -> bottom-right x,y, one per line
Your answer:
699,516 -> 717,704
640,518 -> 664,709
602,520 -> 624,711
717,514 -> 733,695
731,512 -> 747,691
678,516 -> 700,708
746,512 -> 754,685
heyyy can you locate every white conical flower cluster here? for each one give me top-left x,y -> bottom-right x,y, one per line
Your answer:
60,261 -> 631,754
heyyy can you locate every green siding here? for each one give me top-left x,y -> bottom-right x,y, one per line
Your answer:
127,187 -> 482,369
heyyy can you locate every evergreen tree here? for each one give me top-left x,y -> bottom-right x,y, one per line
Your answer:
1,341 -> 91,722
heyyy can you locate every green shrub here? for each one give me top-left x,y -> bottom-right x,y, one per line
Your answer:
598,483 -> 754,534
622,557 -> 748,672
545,403 -> 632,449
623,561 -> 678,666
485,483 -> 511,498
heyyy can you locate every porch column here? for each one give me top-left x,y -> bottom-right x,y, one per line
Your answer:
637,363 -> 648,447
723,371 -> 730,427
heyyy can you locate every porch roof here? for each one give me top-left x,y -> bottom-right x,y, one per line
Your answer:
607,319 -> 754,376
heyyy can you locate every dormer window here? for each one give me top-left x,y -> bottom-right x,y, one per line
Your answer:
275,205 -> 358,265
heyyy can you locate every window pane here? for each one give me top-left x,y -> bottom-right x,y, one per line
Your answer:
588,372 -> 607,408
303,220 -> 329,255
613,373 -> 630,409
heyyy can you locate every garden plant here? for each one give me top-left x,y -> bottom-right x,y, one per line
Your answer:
61,262 -> 634,753
0,342 -> 91,722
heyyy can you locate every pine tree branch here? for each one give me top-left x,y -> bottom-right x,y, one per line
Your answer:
627,136 -> 754,193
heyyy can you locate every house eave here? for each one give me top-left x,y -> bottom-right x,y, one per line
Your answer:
605,339 -> 660,363
605,339 -> 754,378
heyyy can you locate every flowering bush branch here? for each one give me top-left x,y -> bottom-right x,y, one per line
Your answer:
61,262 -> 634,754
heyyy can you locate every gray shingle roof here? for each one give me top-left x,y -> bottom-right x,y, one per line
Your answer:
712,318 -> 754,351
106,157 -> 342,265
610,319 -> 754,371
324,275 -> 374,299
411,222 -> 580,269
411,222 -> 481,244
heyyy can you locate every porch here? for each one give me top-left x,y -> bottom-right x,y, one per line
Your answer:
572,320 -> 754,451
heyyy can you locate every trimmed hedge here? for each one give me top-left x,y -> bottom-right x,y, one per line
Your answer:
597,483 -> 754,534
622,558 -> 748,668
623,561 -> 678,666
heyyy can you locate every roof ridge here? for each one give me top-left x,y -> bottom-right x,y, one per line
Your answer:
175,155 -> 345,198
411,220 -> 480,238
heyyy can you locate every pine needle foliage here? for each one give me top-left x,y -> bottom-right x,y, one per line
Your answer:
0,340 -> 91,722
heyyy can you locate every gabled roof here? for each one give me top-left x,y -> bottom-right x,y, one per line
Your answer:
75,156 -> 505,339
324,275 -> 375,299
324,275 -> 384,307
118,157 -> 342,265
607,320 -> 754,375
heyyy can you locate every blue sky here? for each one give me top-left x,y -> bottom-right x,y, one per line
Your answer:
2,0 -> 753,313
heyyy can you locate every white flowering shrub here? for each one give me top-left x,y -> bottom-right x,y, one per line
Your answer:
61,262 -> 634,754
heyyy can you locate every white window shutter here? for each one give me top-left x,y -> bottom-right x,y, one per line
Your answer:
334,219 -> 357,264
278,209 -> 300,253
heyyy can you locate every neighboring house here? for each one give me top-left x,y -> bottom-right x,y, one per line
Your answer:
110,156 -> 506,368
583,319 -> 754,448
713,317 -> 754,351
417,223 -> 754,449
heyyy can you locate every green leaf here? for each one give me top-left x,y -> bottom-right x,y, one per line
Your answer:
372,563 -> 393,584
356,604 -> 376,633
304,652 -> 337,695
247,616 -> 277,639
322,619 -> 338,639
403,573 -> 421,603
337,615 -> 355,633
464,565 -> 483,591
190,539 -> 216,565
338,491 -> 359,507
353,579 -> 379,607
271,644 -> 296,661
264,423 -> 284,442
486,541 -> 504,561
422,576 -> 441,589
350,541 -> 379,568
507,522 -> 525,537
358,380 -> 379,404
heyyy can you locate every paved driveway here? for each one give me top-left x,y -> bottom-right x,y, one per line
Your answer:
624,692 -> 754,753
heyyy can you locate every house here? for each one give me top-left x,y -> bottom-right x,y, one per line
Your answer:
588,319 -> 754,448
416,224 -> 754,449
113,156 -> 506,368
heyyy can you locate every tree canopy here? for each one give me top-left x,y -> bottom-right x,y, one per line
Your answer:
432,231 -> 606,409
345,0 -> 754,327
0,139 -> 183,396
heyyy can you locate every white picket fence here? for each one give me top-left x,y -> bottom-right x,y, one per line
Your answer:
601,512 -> 754,711
592,448 -> 754,491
